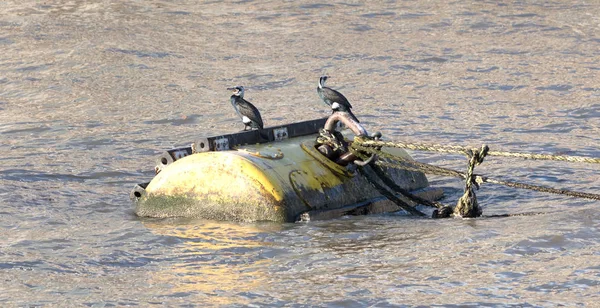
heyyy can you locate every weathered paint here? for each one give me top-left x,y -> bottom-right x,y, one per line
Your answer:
136,151 -> 288,221
135,134 -> 433,222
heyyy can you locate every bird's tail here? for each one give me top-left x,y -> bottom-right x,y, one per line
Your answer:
347,109 -> 360,123
331,110 -> 361,123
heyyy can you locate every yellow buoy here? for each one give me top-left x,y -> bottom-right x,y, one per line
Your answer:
132,116 -> 442,222
134,133 -> 439,222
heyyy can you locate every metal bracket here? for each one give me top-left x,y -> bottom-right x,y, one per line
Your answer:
214,137 -> 230,151
155,147 -> 194,173
191,118 -> 329,153
273,127 -> 289,141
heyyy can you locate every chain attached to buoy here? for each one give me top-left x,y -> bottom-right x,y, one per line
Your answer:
315,116 -> 432,217
316,112 -> 376,166
349,137 -> 600,219
316,128 -> 347,157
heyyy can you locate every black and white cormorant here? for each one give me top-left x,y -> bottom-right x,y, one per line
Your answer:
317,76 -> 360,123
227,86 -> 264,131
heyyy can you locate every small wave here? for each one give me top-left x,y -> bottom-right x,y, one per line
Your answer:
500,13 -> 539,18
0,37 -> 14,45
417,57 -> 448,63
467,66 -> 499,73
254,78 -> 296,90
470,21 -> 498,30
299,3 -> 333,9
105,48 -> 183,59
164,11 -> 190,15
351,24 -> 373,32
478,82 -> 526,91
361,12 -> 395,18
0,169 -> 138,183
535,84 -> 573,91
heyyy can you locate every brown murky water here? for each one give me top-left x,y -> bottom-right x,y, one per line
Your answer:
1,0 -> 599,306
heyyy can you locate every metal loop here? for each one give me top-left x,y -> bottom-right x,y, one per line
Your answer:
354,154 -> 378,166
324,112 -> 368,137
321,112 -> 375,166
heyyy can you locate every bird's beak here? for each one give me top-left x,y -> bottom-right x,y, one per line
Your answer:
226,87 -> 235,91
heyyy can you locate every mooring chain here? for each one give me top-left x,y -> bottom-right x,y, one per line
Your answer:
357,164 -> 427,217
351,136 -> 428,216
486,150 -> 600,164
354,149 -> 446,209
355,139 -> 600,164
350,140 -> 600,202
479,176 -> 600,201
370,164 -> 446,209
351,138 -> 451,217
371,156 -> 600,202
351,143 -> 462,178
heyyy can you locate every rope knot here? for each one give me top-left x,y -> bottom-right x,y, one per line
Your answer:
454,144 -> 488,218
316,128 -> 347,153
349,133 -> 382,166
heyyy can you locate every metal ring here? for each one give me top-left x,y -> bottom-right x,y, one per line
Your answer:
324,112 -> 368,137
354,154 -> 377,166
323,112 -> 376,166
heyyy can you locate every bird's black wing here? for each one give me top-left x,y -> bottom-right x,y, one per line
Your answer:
323,87 -> 353,109
237,100 -> 264,129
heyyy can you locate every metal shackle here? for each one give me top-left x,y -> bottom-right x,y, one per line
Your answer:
323,112 -> 376,166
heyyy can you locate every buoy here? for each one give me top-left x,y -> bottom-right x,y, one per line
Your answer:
131,117 -> 442,222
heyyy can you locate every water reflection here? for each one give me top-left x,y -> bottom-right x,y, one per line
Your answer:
142,220 -> 282,304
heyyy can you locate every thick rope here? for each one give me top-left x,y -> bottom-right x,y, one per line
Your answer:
371,164 -> 445,209
357,165 -> 426,216
354,139 -> 600,164
355,150 -> 454,218
351,142 -> 600,201
454,146 -> 487,218
316,128 -> 347,153
353,150 -> 447,210
478,176 -> 600,201
352,143 -> 465,177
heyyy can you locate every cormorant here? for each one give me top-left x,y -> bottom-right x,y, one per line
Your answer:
317,76 -> 360,123
227,86 -> 264,130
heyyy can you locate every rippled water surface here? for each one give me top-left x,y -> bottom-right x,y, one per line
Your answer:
1,0 -> 599,306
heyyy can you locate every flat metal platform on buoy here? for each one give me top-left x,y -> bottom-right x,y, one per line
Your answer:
130,117 -> 443,222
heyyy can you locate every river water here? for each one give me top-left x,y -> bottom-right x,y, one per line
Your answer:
1,0 -> 599,306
